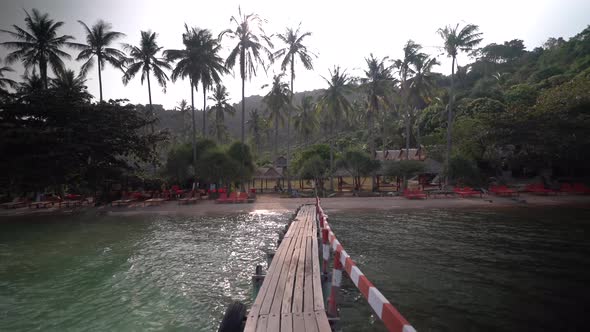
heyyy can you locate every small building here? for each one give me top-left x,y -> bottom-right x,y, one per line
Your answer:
374,146 -> 442,190
274,156 -> 288,168
252,166 -> 286,192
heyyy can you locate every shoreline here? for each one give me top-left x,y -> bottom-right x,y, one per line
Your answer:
1,194 -> 589,219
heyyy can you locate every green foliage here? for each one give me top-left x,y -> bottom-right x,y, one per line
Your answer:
227,142 -> 255,182
504,84 -> 538,109
0,89 -> 163,192
446,155 -> 481,185
291,144 -> 331,175
198,148 -> 239,185
385,160 -> 425,178
337,150 -> 380,178
460,98 -> 505,117
298,155 -> 329,180
164,143 -> 193,183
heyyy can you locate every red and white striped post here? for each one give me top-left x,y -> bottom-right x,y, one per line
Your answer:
327,250 -> 343,317
321,227 -> 330,275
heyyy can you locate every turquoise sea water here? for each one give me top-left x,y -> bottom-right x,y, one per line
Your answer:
1,207 -> 589,331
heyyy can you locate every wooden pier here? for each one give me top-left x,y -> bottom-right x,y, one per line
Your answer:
244,205 -> 331,332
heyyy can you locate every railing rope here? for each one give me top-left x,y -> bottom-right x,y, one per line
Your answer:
317,198 -> 417,332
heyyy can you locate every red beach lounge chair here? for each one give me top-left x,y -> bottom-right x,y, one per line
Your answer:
489,185 -> 519,197
524,183 -> 556,195
572,183 -> 590,194
403,188 -> 427,199
453,187 -> 482,198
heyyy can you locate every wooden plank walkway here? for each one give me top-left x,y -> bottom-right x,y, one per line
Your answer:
244,205 -> 331,332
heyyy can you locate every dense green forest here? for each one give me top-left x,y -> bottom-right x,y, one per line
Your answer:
0,8 -> 588,198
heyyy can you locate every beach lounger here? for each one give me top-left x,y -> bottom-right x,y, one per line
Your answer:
572,183 -> 590,194
403,189 -> 427,199
524,183 -> 557,195
453,187 -> 482,198
144,198 -> 166,207
29,201 -> 55,208
111,199 -> 134,207
1,198 -> 28,209
489,185 -> 519,197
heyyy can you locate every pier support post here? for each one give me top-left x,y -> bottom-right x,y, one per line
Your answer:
252,264 -> 265,299
327,250 -> 342,318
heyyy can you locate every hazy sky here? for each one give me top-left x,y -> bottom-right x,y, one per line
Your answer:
1,0 -> 588,109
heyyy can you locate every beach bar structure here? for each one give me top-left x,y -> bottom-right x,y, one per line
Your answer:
374,147 -> 442,191
252,167 -> 285,193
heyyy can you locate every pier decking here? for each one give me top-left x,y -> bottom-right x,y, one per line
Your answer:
244,205 -> 331,332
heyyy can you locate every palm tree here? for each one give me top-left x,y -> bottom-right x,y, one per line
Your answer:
394,40 -> 425,160
72,20 -> 126,102
438,23 -> 483,180
175,99 -> 191,142
165,25 -> 201,165
273,24 -> 316,189
122,30 -> 171,132
1,9 -> 75,89
51,68 -> 92,101
247,108 -> 267,154
409,54 -> 440,146
262,73 -> 291,161
0,60 -> 17,95
293,95 -> 319,147
208,84 -> 235,143
317,66 -> 354,191
194,29 -> 227,139
18,70 -> 43,95
361,54 -> 394,190
219,7 -> 273,143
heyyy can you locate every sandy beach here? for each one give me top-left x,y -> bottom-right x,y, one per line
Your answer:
1,193 -> 589,218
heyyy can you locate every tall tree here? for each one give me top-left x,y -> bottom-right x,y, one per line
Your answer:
0,59 -> 17,95
208,84 -> 235,143
361,54 -> 394,190
273,24 -> 316,190
72,20 -> 125,102
194,29 -> 227,139
408,54 -> 440,146
438,23 -> 483,181
122,30 -> 170,171
122,30 -> 171,132
18,70 -> 43,95
394,40 -> 424,159
262,73 -> 291,161
247,108 -> 267,154
50,68 -> 92,102
293,95 -> 319,147
317,66 -> 353,191
1,9 -> 75,89
219,7 -> 273,143
164,25 -> 202,166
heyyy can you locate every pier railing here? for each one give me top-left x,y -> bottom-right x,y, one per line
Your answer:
316,197 -> 416,332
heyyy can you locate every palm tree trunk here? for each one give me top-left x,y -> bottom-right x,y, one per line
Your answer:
202,84 -> 207,137
240,49 -> 246,144
445,57 -> 456,185
368,110 -> 376,191
287,59 -> 294,191
329,123 -> 334,192
147,69 -> 156,173
274,116 -> 279,162
97,56 -> 103,102
190,79 -> 196,168
40,60 -> 48,90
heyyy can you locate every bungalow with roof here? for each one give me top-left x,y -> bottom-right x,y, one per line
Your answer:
374,146 -> 443,191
